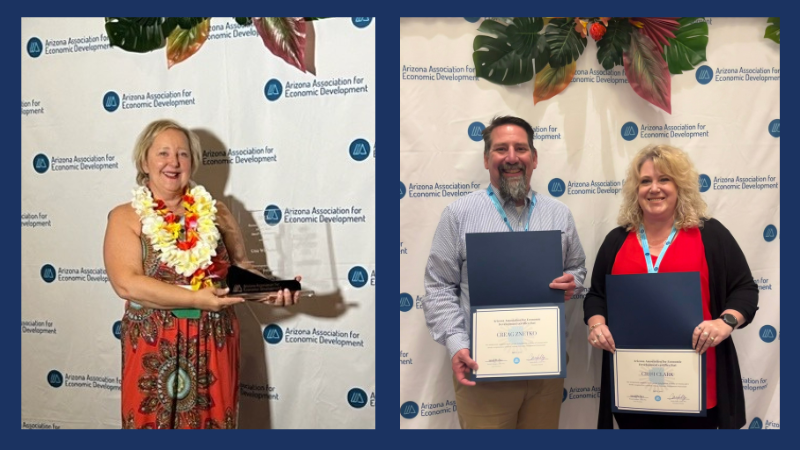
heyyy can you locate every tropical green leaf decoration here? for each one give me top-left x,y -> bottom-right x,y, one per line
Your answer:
662,18 -> 708,75
472,18 -> 544,85
471,17 -> 718,113
765,17 -> 779,44
545,18 -> 587,68
253,18 -> 309,73
166,19 -> 210,68
105,17 -> 327,72
596,19 -> 632,70
534,61 -> 576,104
624,30 -> 671,114
105,18 -> 172,53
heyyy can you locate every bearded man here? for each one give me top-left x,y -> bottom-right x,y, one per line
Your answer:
421,115 -> 587,429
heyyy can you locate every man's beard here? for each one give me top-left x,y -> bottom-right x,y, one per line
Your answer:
498,164 -> 528,202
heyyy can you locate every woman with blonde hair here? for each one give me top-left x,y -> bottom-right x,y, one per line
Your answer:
583,144 -> 758,429
104,119 -> 301,428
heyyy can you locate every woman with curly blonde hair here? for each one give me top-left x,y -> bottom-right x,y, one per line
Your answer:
583,144 -> 758,429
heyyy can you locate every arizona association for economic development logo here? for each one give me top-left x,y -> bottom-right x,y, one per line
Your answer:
264,324 -> 284,344
701,175 -> 779,192
400,181 -> 406,199
759,325 -> 777,343
32,152 -> 119,173
39,264 -> 110,283
103,89 -> 197,112
349,138 -> 371,161
348,388 -> 367,408
264,203 -> 367,225
264,323 -> 365,347
401,399 -> 456,418
400,293 -> 413,312
699,174 -> 711,192
352,17 -> 372,28
768,119 -> 780,138
264,75 -> 369,101
46,369 -> 120,390
26,34 -> 110,57
621,121 -> 709,140
263,204 -> 282,226
548,177 -> 621,197
468,122 -> 485,142
33,153 -> 49,173
696,64 -> 780,84
400,401 -> 419,419
348,266 -> 371,288
26,37 -> 43,57
763,225 -> 778,242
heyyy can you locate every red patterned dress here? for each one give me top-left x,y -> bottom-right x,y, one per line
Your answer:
120,236 -> 240,429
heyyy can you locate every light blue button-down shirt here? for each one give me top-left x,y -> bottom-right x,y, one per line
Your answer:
422,185 -> 587,360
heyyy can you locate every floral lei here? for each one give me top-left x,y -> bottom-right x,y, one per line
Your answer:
132,184 -> 221,290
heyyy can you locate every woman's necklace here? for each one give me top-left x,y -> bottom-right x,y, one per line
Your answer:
132,184 -> 221,289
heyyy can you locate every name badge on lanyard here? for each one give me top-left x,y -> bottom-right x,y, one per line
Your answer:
638,224 -> 678,273
487,186 -> 536,232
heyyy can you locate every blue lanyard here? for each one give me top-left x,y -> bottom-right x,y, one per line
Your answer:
487,186 -> 536,232
638,224 -> 678,273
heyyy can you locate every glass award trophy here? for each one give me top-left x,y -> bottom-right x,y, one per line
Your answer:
225,265 -> 314,300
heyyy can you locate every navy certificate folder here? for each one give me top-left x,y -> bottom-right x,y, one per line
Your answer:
466,230 -> 563,306
606,272 -> 706,416
606,272 -> 703,348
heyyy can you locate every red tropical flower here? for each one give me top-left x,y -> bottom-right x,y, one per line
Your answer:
590,22 -> 607,41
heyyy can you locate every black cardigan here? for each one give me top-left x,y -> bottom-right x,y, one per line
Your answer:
583,218 -> 759,429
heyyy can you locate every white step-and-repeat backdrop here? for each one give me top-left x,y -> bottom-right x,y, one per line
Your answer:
22,17 -> 375,429
400,17 -> 779,429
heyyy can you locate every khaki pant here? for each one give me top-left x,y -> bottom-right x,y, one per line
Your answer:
453,375 -> 565,429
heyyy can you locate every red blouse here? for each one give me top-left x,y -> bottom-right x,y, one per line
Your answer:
611,227 -> 717,409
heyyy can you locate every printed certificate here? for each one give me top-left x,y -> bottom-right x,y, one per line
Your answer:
471,305 -> 564,381
613,349 -> 703,414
